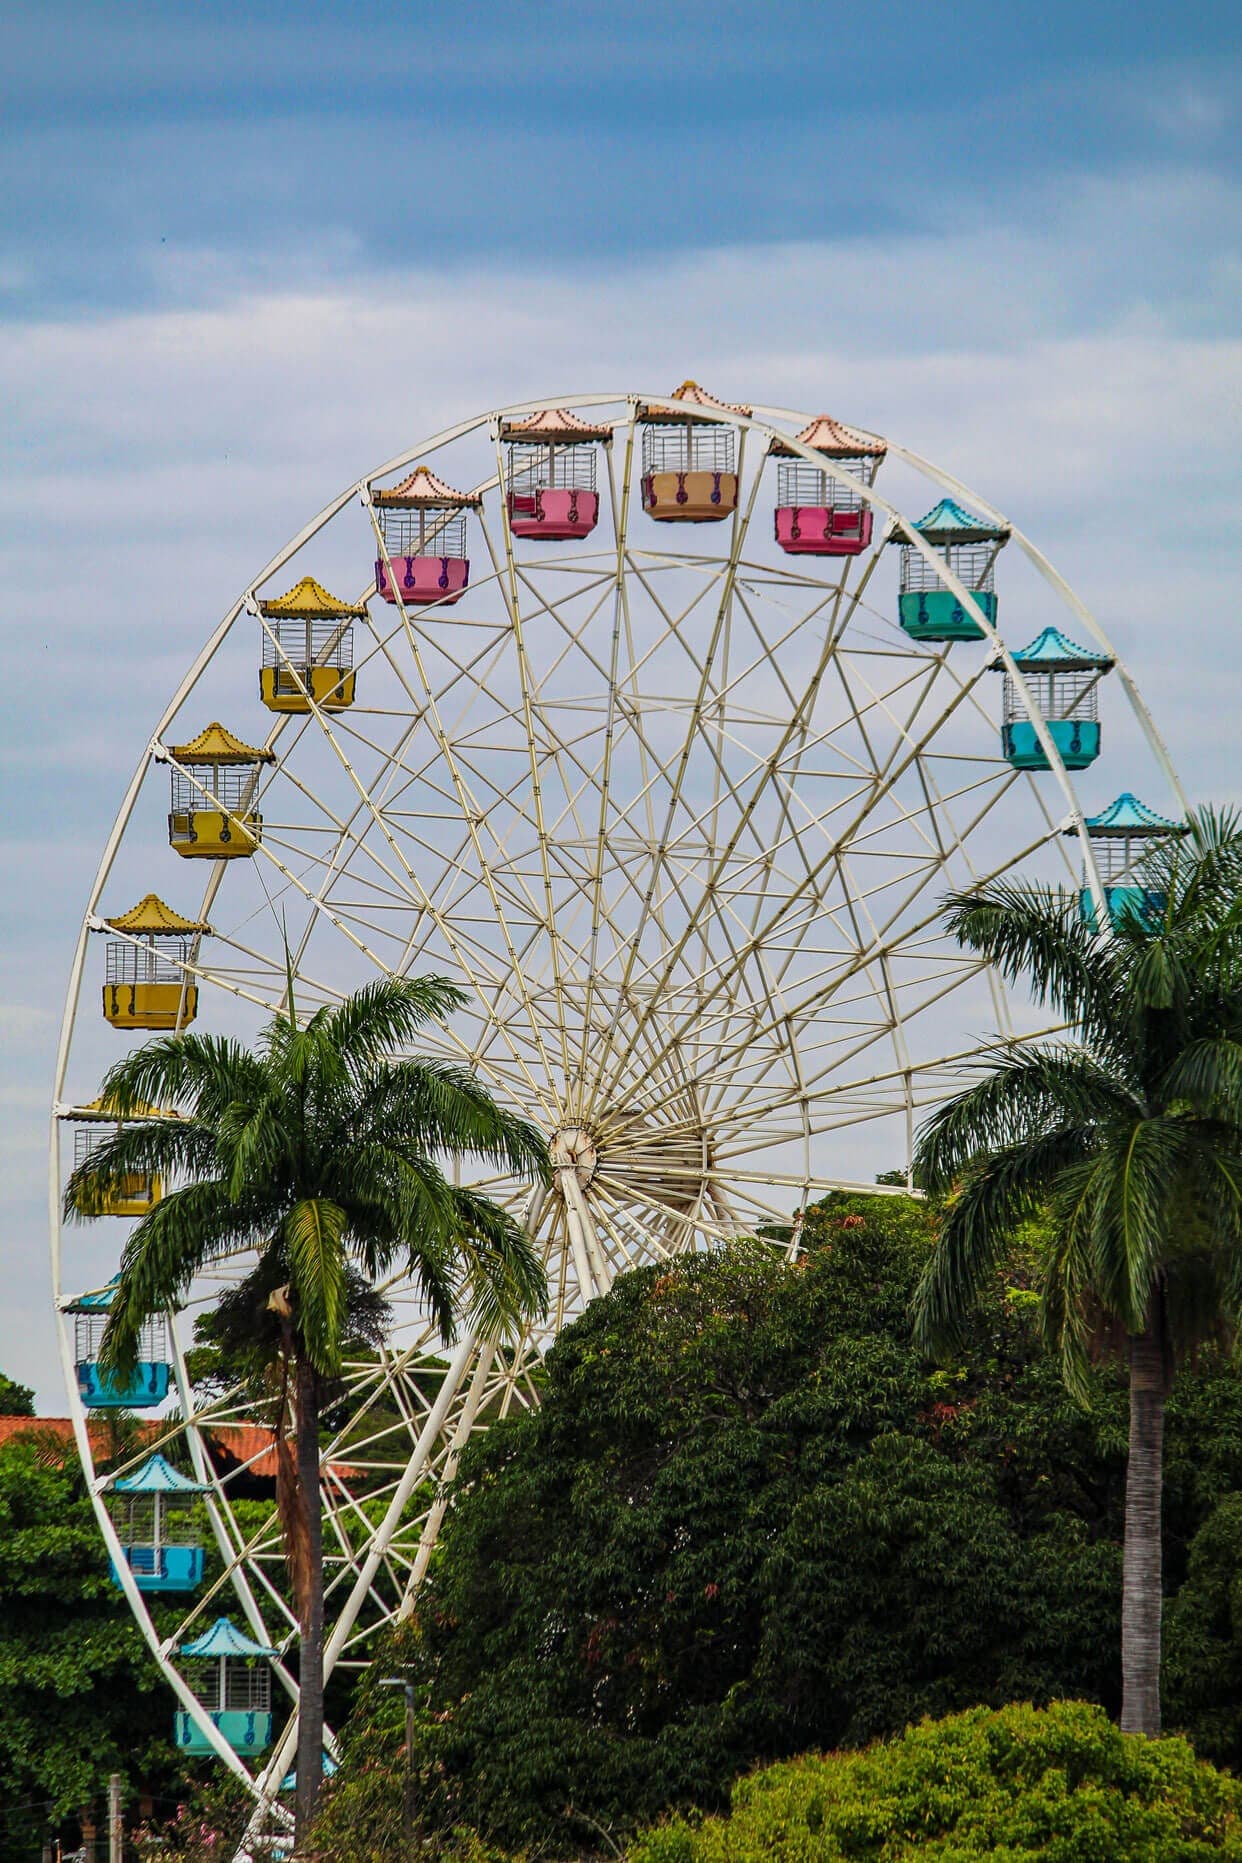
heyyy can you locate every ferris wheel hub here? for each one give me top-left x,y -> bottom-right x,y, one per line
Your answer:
550,1123 -> 599,1190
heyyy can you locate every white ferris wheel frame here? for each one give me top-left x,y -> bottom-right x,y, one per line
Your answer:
48,390 -> 1186,1817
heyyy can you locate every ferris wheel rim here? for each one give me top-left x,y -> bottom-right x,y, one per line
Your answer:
49,386 -> 1182,1817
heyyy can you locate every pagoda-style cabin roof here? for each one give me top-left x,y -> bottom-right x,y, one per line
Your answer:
905,497 -> 1011,546
768,415 -> 888,459
113,1451 -> 207,1495
636,380 -> 753,425
371,465 -> 483,510
178,1616 -> 277,1660
499,408 -> 613,444
991,627 -> 1113,673
67,1094 -> 181,1123
63,1273 -> 122,1313
168,723 -> 277,765
257,576 -> 368,620
102,894 -> 211,936
1064,793 -> 1187,839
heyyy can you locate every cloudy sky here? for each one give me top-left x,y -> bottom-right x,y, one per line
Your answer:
2,0 -> 1240,1406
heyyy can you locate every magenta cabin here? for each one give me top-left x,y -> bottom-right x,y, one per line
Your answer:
371,466 -> 482,608
769,416 -> 887,558
501,409 -> 612,541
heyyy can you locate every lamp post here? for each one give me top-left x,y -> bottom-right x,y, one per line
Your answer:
378,1676 -> 416,1848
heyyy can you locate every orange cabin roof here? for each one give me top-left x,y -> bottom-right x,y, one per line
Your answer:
768,415 -> 888,459
167,722 -> 277,765
103,893 -> 211,936
372,465 -> 483,509
257,576 -> 368,620
637,380 -> 753,424
498,408 -> 613,443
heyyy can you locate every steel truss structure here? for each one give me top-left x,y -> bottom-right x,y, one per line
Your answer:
50,392 -> 1184,1826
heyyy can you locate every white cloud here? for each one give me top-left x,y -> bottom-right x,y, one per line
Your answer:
2,168 -> 1240,1406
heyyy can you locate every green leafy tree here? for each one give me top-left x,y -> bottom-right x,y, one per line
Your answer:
313,1198 -> 1141,1855
913,807 -> 1242,1737
630,1700 -> 1242,1862
64,975 -> 550,1840
0,1439 -> 172,1855
0,1369 -> 35,1415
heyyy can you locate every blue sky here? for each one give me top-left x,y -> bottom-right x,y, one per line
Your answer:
2,0 -> 1240,1404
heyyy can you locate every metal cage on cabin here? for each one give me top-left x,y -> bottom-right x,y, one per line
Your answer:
74,1309 -> 165,1365
262,617 -> 354,692
376,505 -> 467,560
189,1658 -> 272,1715
109,1489 -> 203,1551
900,538 -> 998,596
1003,667 -> 1100,731
507,439 -> 599,499
775,455 -> 875,513
169,763 -> 262,819
641,421 -> 736,475
104,938 -> 189,987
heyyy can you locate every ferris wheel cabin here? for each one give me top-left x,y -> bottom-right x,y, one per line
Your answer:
65,1277 -> 171,1409
108,1453 -> 208,1593
896,498 -> 1010,642
993,627 -> 1114,770
500,408 -> 612,540
638,381 -> 750,522
69,1094 -> 174,1217
174,1618 -> 276,1756
1065,792 -> 1188,932
372,465 -> 481,606
97,893 -> 207,1029
769,416 -> 886,556
166,723 -> 275,859
257,577 -> 363,712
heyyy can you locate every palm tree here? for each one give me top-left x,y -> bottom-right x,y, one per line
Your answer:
65,975 -> 550,1839
912,809 -> 1242,1737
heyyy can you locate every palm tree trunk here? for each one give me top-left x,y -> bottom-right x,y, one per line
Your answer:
294,1357 -> 326,1842
1120,1313 -> 1166,1734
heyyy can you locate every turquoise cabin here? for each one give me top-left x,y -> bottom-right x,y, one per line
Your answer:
109,1453 -> 207,1592
175,1617 -> 276,1757
994,627 -> 1113,770
896,498 -> 1010,642
66,1277 -> 170,1409
1064,793 -> 1187,931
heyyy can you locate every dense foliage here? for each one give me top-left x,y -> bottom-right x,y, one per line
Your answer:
318,1193 -> 1238,1854
0,1370 -> 34,1415
630,1700 -> 1242,1861
0,1437 -> 173,1857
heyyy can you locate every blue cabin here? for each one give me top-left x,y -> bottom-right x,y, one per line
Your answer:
65,1277 -> 170,1409
896,498 -> 1010,642
994,627 -> 1113,770
108,1453 -> 207,1592
175,1617 -> 276,1757
1064,793 -> 1187,931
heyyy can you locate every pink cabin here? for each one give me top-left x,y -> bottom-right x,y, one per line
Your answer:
500,409 -> 612,541
769,416 -> 887,557
371,466 -> 483,607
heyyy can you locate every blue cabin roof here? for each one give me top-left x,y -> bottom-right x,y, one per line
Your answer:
1002,626 -> 1113,672
113,1452 -> 207,1495
1064,793 -> 1186,838
178,1616 -> 277,1660
64,1273 -> 121,1314
907,497 -> 1010,546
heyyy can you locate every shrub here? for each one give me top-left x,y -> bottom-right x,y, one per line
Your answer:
629,1700 -> 1242,1861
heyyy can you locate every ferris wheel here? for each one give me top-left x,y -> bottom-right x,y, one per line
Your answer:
49,384 -> 1186,1816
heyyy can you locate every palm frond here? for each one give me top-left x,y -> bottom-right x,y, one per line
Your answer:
63,1119 -> 219,1220
915,1043 -> 1139,1193
98,1032 -> 266,1124
322,976 -> 468,1076
939,882 -> 1119,1040
283,1199 -> 348,1375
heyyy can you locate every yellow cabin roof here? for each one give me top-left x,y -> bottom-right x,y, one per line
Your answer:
257,576 -> 368,620
637,380 -> 753,424
71,1094 -> 182,1122
168,722 -> 277,765
372,464 -> 483,510
104,893 -> 211,935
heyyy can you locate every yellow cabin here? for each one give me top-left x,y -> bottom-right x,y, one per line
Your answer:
637,382 -> 751,523
69,1095 -> 178,1216
256,576 -> 365,713
166,723 -> 275,859
99,893 -> 208,1030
